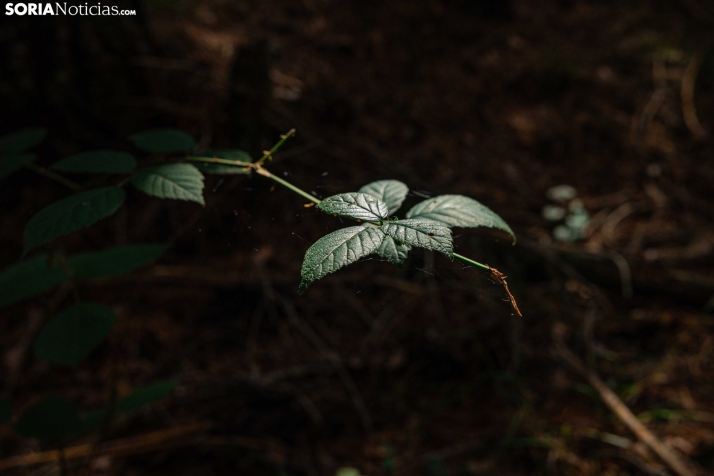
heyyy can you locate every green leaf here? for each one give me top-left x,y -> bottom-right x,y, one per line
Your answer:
118,380 -> 176,412
405,194 -> 515,242
0,154 -> 37,179
0,397 -> 12,425
358,180 -> 409,214
131,163 -> 205,205
23,187 -> 126,253
0,256 -> 68,308
129,128 -> 196,153
381,219 -> 453,259
300,225 -> 385,293
195,149 -> 252,162
82,408 -> 106,431
15,397 -> 84,440
70,244 -> 167,280
0,127 -> 47,154
317,193 -> 388,221
376,236 -> 411,266
34,303 -> 116,367
51,150 -> 137,174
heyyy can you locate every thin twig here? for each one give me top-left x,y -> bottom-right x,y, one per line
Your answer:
553,343 -> 699,476
0,423 -> 213,471
681,43 -> 711,140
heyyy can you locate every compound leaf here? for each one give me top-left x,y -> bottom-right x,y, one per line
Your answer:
0,154 -> 37,179
317,192 -> 388,221
358,180 -> 409,214
0,127 -> 46,154
15,397 -> 84,440
118,380 -> 176,413
300,225 -> 385,293
129,128 -> 196,153
376,236 -> 411,266
406,194 -> 515,242
23,187 -> 126,254
34,302 -> 116,367
0,256 -> 68,308
51,150 -> 137,174
70,244 -> 167,280
382,219 -> 453,259
131,163 -> 205,205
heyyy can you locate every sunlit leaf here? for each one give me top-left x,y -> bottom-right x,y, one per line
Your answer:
406,195 -> 515,242
118,380 -> 177,412
23,187 -> 126,253
51,150 -> 137,174
317,192 -> 388,221
70,244 -> 167,280
129,128 -> 196,153
375,235 -> 411,266
34,303 -> 116,367
0,397 -> 11,425
131,163 -> 205,205
0,127 -> 47,154
358,180 -> 409,214
381,219 -> 453,259
0,256 -> 68,308
0,154 -> 37,179
300,225 -> 385,293
15,397 -> 84,440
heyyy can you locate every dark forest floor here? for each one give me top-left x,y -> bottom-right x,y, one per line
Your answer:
1,0 -> 714,475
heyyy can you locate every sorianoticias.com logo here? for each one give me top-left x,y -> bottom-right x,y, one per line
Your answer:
5,3 -> 137,15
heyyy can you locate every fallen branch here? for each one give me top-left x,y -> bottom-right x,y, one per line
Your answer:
0,423 -> 213,471
553,344 -> 699,476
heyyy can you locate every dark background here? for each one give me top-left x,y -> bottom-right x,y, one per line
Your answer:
1,0 -> 714,474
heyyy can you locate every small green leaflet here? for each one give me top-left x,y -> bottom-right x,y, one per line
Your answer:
15,397 -> 84,440
406,194 -> 515,243
70,244 -> 167,280
376,236 -> 411,266
131,163 -> 205,205
118,380 -> 176,412
51,150 -> 137,174
317,193 -> 388,221
23,187 -> 126,254
358,180 -> 409,214
0,255 -> 68,308
300,225 -> 385,293
129,128 -> 196,153
34,302 -> 116,367
381,219 -> 453,259
0,154 -> 37,179
0,127 -> 47,154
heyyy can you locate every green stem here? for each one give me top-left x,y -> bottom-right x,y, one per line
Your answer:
24,163 -> 82,191
255,129 -> 296,165
453,252 -> 490,271
187,156 -> 252,168
255,167 -> 321,205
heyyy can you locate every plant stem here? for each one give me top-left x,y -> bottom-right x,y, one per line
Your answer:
255,129 -> 296,165
187,156 -> 252,168
453,252 -> 490,271
254,166 -> 321,205
24,163 -> 82,191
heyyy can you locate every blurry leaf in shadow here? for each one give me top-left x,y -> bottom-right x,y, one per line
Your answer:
15,397 -> 84,440
70,244 -> 167,280
0,256 -> 69,308
129,128 -> 196,153
0,154 -> 37,179
0,127 -> 47,154
118,380 -> 176,413
52,150 -> 137,174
